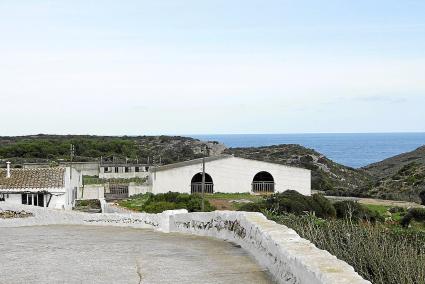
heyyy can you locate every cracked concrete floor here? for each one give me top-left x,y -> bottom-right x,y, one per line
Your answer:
0,225 -> 272,284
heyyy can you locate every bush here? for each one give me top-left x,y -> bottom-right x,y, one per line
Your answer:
312,194 -> 336,218
238,202 -> 266,212
120,192 -> 215,213
401,208 -> 425,227
143,201 -> 177,213
333,201 -> 382,222
74,199 -> 101,208
263,190 -> 336,218
389,206 -> 406,214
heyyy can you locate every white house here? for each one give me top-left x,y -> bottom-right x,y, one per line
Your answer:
149,155 -> 311,195
0,163 -> 81,210
99,163 -> 150,179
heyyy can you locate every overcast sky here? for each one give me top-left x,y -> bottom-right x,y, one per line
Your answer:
0,0 -> 424,135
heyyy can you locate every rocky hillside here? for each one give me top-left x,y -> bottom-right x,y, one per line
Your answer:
0,135 -> 226,165
364,145 -> 425,179
225,145 -> 372,192
363,146 -> 425,202
3,134 -> 423,201
367,162 -> 425,202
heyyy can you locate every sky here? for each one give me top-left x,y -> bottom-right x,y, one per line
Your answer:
0,0 -> 424,135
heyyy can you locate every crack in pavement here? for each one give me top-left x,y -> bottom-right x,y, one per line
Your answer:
136,260 -> 143,284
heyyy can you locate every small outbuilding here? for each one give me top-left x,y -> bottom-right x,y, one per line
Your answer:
149,155 -> 311,195
0,163 -> 81,210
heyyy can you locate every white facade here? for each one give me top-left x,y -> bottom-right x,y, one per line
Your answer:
99,165 -> 149,179
150,156 -> 311,195
0,167 -> 82,210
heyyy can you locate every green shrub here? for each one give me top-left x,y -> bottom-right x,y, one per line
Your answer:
74,199 -> 101,208
120,192 -> 215,213
389,206 -> 406,214
312,194 -> 336,218
238,202 -> 266,212
333,201 -> 382,222
263,190 -> 335,218
401,208 -> 425,227
143,201 -> 177,213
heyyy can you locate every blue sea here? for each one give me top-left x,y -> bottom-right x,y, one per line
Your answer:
191,133 -> 425,169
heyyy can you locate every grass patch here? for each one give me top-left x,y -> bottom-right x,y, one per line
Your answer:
118,194 -> 151,211
205,192 -> 264,201
118,192 -> 215,213
204,193 -> 265,211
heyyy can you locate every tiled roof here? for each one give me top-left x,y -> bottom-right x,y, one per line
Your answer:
0,168 -> 65,190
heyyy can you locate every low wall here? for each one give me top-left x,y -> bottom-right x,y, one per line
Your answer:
0,204 -> 176,231
79,184 -> 105,199
128,183 -> 151,196
168,211 -> 369,284
0,204 -> 369,284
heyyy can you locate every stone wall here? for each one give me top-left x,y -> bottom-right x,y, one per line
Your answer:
0,204 -> 369,284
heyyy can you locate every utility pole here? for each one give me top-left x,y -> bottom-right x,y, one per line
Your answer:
201,154 -> 206,211
201,144 -> 209,212
70,144 -> 75,180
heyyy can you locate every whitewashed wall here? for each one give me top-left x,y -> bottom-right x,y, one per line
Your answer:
79,184 -> 105,199
0,191 -> 67,209
2,194 -> 21,205
151,156 -> 311,195
128,183 -> 151,196
0,205 -> 368,284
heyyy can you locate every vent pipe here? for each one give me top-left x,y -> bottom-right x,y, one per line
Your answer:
6,162 -> 11,178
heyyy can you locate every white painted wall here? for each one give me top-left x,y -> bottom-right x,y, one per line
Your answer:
0,191 -> 67,209
151,156 -> 311,195
0,205 -> 368,284
67,162 -> 100,176
64,167 -> 82,209
2,194 -> 21,205
78,183 -> 149,200
79,184 -> 105,200
129,183 -> 151,196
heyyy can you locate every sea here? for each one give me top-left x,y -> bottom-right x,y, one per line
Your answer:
191,133 -> 425,169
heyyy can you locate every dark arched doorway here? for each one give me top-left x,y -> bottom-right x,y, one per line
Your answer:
191,173 -> 214,194
252,171 -> 275,193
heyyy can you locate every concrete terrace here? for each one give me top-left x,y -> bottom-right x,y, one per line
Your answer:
0,225 -> 272,284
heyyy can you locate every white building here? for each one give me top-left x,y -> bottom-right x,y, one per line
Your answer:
99,163 -> 150,179
149,155 -> 311,195
0,163 -> 81,210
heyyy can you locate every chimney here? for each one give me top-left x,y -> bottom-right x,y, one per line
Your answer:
6,162 -> 11,178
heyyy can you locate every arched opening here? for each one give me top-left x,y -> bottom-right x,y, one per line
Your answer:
252,171 -> 275,193
191,173 -> 214,194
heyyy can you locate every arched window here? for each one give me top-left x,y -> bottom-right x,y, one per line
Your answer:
252,171 -> 275,193
191,173 -> 214,194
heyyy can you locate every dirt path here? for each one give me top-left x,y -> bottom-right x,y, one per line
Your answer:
325,196 -> 424,208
